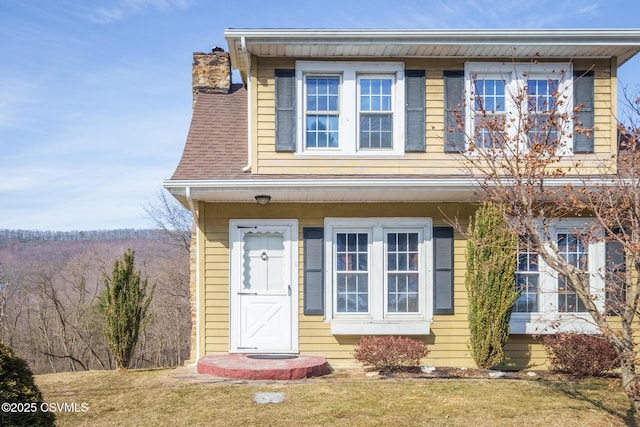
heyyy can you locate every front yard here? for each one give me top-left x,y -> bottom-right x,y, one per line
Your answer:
35,367 -> 635,426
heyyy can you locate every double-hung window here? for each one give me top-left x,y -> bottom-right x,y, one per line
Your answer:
527,78 -> 560,145
472,78 -> 507,149
514,238 -> 539,313
359,76 -> 394,149
557,232 -> 588,313
465,62 -> 573,153
305,77 -> 340,148
296,62 -> 405,155
335,231 -> 369,312
510,219 -> 605,334
325,218 -> 433,335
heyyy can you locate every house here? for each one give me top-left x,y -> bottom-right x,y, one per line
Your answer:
164,29 -> 640,369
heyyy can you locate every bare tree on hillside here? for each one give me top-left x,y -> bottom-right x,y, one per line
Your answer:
145,190 -> 192,254
449,63 -> 640,412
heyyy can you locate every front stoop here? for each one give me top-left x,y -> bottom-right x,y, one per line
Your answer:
197,354 -> 329,380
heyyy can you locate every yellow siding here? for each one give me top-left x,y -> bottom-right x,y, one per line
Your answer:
251,57 -> 615,176
198,202 -> 549,369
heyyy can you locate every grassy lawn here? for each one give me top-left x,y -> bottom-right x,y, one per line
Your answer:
35,368 -> 636,427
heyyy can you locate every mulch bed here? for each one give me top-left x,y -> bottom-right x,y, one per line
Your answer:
372,366 -> 607,382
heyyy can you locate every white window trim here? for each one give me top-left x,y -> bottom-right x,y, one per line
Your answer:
324,217 -> 432,335
296,61 -> 405,157
464,62 -> 574,156
510,218 -> 605,334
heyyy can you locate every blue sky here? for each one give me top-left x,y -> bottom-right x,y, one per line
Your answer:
2,0 -> 640,231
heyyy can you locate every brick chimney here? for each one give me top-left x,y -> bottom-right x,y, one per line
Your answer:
192,47 -> 231,105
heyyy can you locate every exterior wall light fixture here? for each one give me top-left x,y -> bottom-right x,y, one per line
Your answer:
255,195 -> 272,205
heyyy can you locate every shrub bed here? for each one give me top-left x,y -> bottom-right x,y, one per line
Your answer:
543,333 -> 619,377
353,336 -> 429,371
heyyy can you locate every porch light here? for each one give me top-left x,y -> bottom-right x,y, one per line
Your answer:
255,195 -> 272,205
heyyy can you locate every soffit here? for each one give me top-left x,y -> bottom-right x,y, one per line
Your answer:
225,28 -> 640,75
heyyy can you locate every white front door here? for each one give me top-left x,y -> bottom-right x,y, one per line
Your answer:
230,220 -> 298,353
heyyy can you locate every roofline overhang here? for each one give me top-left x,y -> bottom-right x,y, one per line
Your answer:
225,28 -> 640,75
225,28 -> 640,43
163,176 -> 597,206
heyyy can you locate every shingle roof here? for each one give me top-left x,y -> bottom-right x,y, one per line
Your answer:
170,84 -> 248,180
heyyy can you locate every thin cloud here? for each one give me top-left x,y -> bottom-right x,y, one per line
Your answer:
0,78 -> 39,129
123,0 -> 189,11
577,4 -> 599,15
88,0 -> 188,24
89,7 -> 124,24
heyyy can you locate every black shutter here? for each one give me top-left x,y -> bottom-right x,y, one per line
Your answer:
405,70 -> 426,152
443,71 -> 465,153
573,71 -> 594,154
433,226 -> 454,314
303,227 -> 324,315
275,69 -> 296,152
605,237 -> 626,315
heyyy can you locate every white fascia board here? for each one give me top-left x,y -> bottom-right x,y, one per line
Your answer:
163,176 -> 608,204
225,28 -> 640,72
164,176 -> 591,190
224,28 -> 640,43
164,177 -> 478,190
163,177 -> 476,203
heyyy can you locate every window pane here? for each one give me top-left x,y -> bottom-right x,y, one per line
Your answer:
515,274 -> 539,312
360,114 -> 393,149
381,79 -> 391,93
474,80 -> 505,113
386,232 -> 420,313
306,131 -> 316,148
398,253 -> 407,271
306,77 -> 340,149
307,95 -> 317,111
336,233 -> 369,313
388,253 -> 397,271
318,96 -> 327,111
361,79 -> 370,94
371,96 -> 381,111
358,77 -> 393,150
328,78 -> 339,94
514,238 -> 540,313
361,96 -> 370,111
557,233 -> 588,313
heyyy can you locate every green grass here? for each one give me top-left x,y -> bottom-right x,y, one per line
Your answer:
35,368 -> 637,426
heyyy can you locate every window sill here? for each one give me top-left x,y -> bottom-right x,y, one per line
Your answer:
510,314 -> 599,335
330,320 -> 431,335
294,152 -> 406,158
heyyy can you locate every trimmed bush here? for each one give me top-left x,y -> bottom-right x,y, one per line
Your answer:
543,333 -> 620,377
353,336 -> 429,371
0,342 -> 56,427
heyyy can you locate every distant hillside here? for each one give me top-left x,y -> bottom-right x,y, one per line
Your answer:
0,228 -> 166,243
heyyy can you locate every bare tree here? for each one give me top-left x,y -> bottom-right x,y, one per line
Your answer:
449,62 -> 640,412
144,189 -> 192,254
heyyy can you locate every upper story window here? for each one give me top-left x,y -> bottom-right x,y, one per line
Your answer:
359,77 -> 394,149
305,77 -> 340,149
473,78 -> 507,148
296,61 -> 405,156
464,62 -> 574,154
